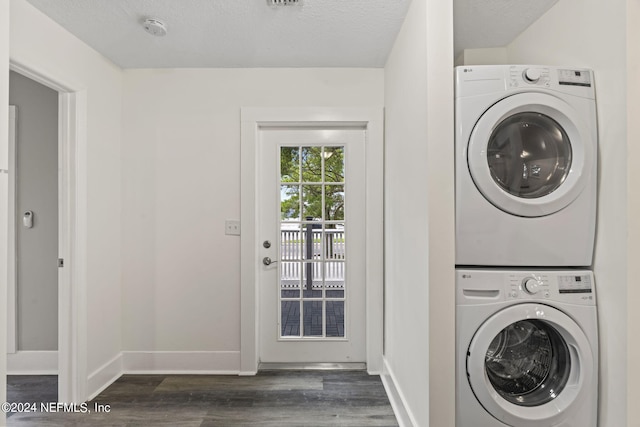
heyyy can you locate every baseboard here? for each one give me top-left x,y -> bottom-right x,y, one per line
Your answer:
87,353 -> 123,401
122,351 -> 241,374
7,351 -> 58,375
86,351 -> 241,400
380,357 -> 417,427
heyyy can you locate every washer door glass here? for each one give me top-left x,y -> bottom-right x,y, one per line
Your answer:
485,319 -> 571,407
487,112 -> 572,199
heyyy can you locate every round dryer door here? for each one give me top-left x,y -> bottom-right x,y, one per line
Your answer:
466,303 -> 594,427
467,92 -> 595,217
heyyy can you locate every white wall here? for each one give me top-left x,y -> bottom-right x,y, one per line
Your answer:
424,0 -> 455,424
507,2 -> 627,426
384,1 -> 430,420
0,0 -> 10,418
9,0 -> 123,397
454,47 -> 508,66
383,0 -> 455,425
120,68 -> 383,366
627,0 -> 640,424
9,71 -> 59,352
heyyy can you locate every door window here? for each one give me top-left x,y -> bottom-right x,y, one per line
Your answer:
280,145 -> 347,339
485,319 -> 571,407
487,112 -> 572,199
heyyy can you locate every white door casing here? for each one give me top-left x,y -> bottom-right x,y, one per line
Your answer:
240,108 -> 384,374
7,106 -> 16,354
8,59 -> 88,403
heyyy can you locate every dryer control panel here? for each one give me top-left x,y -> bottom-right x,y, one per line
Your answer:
509,66 -> 551,88
455,65 -> 595,99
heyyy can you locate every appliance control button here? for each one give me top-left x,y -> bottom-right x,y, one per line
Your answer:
522,278 -> 540,295
523,68 -> 542,83
510,290 -> 518,298
544,291 -> 550,298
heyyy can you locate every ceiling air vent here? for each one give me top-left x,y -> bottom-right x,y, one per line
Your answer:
269,0 -> 301,5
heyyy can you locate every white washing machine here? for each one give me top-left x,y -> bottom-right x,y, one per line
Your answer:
455,65 -> 597,267
456,269 -> 598,427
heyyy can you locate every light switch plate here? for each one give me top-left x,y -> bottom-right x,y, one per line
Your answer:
225,220 -> 241,236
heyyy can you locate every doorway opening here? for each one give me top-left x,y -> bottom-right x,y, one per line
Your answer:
6,70 -> 59,410
4,60 -> 87,404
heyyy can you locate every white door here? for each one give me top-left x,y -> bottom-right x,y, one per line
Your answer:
258,127 -> 366,363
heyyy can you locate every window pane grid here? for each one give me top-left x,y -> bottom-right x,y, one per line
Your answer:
279,145 -> 346,339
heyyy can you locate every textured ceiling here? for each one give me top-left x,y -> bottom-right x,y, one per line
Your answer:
24,0 -> 559,69
24,0 -> 412,68
454,0 -> 558,58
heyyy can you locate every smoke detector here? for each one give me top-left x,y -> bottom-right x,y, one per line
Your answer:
269,0 -> 301,5
142,18 -> 167,37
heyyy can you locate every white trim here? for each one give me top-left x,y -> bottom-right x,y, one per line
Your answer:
122,351 -> 241,374
86,351 -> 242,401
86,353 -> 122,401
240,107 -> 384,374
9,58 -> 87,404
364,111 -> 384,374
381,357 -> 418,427
7,351 -> 58,375
7,106 -> 16,355
10,59 -> 84,93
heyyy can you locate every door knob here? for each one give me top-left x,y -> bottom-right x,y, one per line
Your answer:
263,257 -> 278,266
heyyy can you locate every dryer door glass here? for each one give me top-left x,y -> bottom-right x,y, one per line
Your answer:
487,112 -> 572,199
485,319 -> 571,406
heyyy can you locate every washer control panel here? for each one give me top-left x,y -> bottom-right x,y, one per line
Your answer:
507,274 -> 551,299
457,270 -> 596,306
558,274 -> 593,294
522,277 -> 541,295
504,272 -> 594,303
558,69 -> 592,87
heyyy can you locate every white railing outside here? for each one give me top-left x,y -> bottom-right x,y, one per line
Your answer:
280,228 -> 345,289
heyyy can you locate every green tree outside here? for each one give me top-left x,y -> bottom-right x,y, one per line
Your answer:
280,146 -> 345,226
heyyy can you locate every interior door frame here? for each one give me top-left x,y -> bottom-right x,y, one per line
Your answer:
7,105 -> 16,355
240,107 -> 384,375
8,58 -> 88,403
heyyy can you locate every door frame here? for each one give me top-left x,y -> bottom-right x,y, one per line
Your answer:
7,105 -> 16,355
8,59 -> 88,403
240,107 -> 383,375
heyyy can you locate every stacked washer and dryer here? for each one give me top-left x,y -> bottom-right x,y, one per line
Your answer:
455,65 -> 599,427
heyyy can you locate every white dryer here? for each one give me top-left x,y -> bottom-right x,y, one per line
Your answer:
455,65 -> 597,267
456,269 -> 598,427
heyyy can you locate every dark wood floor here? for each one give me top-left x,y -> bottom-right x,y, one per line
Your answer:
6,371 -> 398,426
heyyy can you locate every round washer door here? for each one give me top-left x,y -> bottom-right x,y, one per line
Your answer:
467,303 -> 594,427
467,92 -> 595,217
